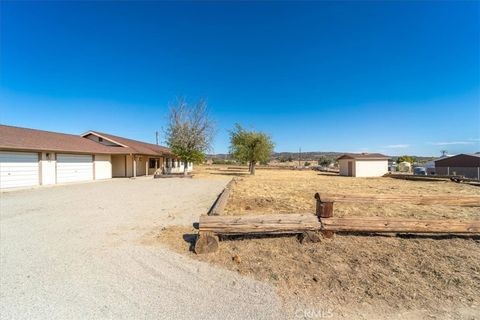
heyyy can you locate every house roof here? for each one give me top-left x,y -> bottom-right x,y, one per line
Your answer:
82,131 -> 171,156
0,124 -> 132,154
0,124 -> 172,156
337,153 -> 389,160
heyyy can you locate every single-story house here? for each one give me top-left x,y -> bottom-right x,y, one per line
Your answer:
434,154 -> 480,179
337,153 -> 389,177
0,124 -> 192,189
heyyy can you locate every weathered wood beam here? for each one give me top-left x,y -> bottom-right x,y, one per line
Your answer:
322,217 -> 480,233
199,214 -> 321,235
195,232 -> 219,254
315,192 -> 480,207
208,179 -> 236,216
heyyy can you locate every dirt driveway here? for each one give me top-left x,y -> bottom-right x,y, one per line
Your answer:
0,178 -> 282,319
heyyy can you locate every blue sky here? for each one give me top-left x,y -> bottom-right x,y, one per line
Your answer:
1,1 -> 479,156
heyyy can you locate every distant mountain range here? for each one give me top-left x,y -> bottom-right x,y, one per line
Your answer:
208,151 -> 435,163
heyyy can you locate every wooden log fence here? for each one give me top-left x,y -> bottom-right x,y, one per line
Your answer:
322,217 -> 480,233
199,214 -> 321,235
317,193 -> 480,207
195,192 -> 480,254
208,179 -> 236,216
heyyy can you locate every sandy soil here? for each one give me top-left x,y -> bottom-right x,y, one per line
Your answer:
159,166 -> 480,319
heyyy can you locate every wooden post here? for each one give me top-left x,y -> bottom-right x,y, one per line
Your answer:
133,156 -> 137,178
145,158 -> 149,176
314,193 -> 335,238
195,232 -> 219,254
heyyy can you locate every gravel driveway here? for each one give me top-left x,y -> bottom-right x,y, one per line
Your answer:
0,178 -> 282,319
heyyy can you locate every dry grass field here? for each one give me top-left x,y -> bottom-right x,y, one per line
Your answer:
158,166 -> 480,319
219,167 -> 480,219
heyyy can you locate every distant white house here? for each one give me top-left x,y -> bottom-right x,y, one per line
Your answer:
337,153 -> 389,177
398,161 -> 412,173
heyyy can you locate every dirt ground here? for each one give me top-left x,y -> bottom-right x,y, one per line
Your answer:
158,166 -> 480,319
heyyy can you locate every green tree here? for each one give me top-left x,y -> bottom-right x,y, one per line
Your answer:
397,155 -> 416,164
165,97 -> 215,175
229,124 -> 275,175
318,157 -> 332,167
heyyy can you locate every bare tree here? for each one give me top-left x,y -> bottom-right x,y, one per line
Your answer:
165,97 -> 215,175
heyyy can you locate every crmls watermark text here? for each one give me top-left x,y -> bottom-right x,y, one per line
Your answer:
294,308 -> 334,319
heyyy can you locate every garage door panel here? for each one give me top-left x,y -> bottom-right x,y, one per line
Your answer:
56,154 -> 93,183
0,152 -> 39,189
0,165 -> 40,172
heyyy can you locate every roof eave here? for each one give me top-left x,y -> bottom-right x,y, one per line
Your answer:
81,131 -> 130,148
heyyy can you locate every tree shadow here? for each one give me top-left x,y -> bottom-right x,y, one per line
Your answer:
210,172 -> 249,176
317,172 -> 340,177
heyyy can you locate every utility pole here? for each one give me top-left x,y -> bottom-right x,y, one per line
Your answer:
298,147 -> 301,167
155,131 -> 159,145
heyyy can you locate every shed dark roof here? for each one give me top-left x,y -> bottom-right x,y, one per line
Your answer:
434,154 -> 480,167
83,131 -> 171,156
0,124 -> 131,154
337,153 -> 389,161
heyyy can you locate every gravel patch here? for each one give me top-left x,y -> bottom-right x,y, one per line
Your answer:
1,178 -> 282,319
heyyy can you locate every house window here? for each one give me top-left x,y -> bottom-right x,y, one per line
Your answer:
99,137 -> 103,142
149,159 -> 156,169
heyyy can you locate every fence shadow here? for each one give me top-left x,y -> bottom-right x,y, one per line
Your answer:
340,232 -> 480,240
182,233 -> 198,252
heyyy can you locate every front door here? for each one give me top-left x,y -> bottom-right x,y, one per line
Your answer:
347,161 -> 353,176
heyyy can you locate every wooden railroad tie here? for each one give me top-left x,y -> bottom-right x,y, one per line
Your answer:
195,192 -> 480,254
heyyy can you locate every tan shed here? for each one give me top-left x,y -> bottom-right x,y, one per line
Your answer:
337,153 -> 389,177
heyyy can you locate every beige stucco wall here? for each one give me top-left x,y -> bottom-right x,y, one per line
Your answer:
338,159 -> 353,176
126,155 -> 133,177
112,155 -> 126,177
355,160 -> 388,177
94,154 -> 112,180
40,152 -> 56,185
135,156 -> 147,176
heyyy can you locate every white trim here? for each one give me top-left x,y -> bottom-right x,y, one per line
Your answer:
80,131 -> 130,148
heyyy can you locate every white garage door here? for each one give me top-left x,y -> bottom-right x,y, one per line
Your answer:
56,154 -> 93,183
0,151 -> 39,189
